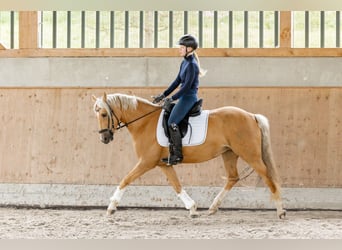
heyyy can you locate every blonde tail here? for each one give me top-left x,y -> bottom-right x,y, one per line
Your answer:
255,114 -> 280,184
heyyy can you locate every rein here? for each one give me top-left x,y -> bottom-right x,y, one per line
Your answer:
103,100 -> 161,132
114,107 -> 162,130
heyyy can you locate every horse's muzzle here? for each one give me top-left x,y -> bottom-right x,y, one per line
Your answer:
99,129 -> 114,144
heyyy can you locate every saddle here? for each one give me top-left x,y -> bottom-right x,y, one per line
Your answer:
162,99 -> 203,138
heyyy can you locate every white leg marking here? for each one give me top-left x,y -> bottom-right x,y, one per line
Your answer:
177,189 -> 196,209
213,189 -> 227,206
275,199 -> 286,219
107,186 -> 125,212
110,186 -> 125,202
209,189 -> 227,214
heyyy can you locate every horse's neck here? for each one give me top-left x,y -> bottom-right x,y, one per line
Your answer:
118,100 -> 158,125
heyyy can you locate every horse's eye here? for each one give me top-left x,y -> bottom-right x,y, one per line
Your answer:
101,113 -> 107,118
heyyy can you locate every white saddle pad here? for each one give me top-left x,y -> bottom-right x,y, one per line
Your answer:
156,110 -> 210,147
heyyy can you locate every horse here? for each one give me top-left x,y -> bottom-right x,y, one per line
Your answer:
92,92 -> 286,219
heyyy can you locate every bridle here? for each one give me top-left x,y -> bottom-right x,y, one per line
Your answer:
97,101 -> 119,139
97,100 -> 161,139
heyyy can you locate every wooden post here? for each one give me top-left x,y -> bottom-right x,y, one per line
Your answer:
280,11 -> 292,48
19,11 -> 39,49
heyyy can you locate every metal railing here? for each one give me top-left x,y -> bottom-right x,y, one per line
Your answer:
293,11 -> 341,48
39,11 -> 280,49
0,11 -> 341,49
0,11 -> 18,49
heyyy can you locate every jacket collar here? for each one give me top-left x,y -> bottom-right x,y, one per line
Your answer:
184,53 -> 194,61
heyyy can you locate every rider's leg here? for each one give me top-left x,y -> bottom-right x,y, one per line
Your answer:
162,95 -> 197,165
162,123 -> 183,165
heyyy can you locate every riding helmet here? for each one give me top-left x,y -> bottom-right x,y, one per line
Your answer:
178,34 -> 198,50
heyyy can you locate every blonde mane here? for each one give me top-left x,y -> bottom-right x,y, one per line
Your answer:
94,93 -> 157,114
107,94 -> 138,110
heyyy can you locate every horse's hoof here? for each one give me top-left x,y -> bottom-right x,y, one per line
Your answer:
189,205 -> 200,218
107,209 -> 116,216
278,210 -> 287,219
189,211 -> 200,218
208,208 -> 218,215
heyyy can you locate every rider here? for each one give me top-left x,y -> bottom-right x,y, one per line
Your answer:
153,34 -> 206,165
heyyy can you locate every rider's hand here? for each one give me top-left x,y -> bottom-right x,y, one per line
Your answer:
152,93 -> 165,104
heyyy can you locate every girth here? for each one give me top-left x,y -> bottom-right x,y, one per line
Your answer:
162,99 -> 203,138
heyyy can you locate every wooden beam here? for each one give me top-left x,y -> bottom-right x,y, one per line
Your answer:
280,11 -> 292,48
19,11 -> 39,49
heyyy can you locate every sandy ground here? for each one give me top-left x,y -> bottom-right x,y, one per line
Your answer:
0,207 -> 341,239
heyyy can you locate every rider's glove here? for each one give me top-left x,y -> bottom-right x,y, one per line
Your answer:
152,93 -> 165,104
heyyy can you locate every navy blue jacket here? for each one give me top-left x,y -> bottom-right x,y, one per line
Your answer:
163,54 -> 199,100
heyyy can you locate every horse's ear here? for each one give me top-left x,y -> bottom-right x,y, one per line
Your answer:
91,95 -> 97,103
102,92 -> 107,102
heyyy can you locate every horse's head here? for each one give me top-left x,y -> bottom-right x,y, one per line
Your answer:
93,92 -> 156,144
92,93 -> 115,144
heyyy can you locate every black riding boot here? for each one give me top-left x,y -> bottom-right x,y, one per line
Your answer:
162,123 -> 183,165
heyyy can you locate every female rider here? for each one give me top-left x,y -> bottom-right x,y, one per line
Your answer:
153,34 -> 206,165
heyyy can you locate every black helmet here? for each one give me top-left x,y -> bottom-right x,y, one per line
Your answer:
178,34 -> 198,50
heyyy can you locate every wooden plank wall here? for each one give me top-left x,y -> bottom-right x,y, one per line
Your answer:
0,87 -> 341,188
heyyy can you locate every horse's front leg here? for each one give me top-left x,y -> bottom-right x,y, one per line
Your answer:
107,160 -> 155,215
107,186 -> 124,215
159,166 -> 199,218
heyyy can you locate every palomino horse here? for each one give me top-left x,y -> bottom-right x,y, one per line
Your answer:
92,93 -> 286,219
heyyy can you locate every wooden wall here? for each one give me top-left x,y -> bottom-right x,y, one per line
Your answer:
0,87 -> 341,188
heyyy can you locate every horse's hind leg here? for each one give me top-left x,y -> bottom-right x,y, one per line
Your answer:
248,159 -> 286,219
208,150 -> 239,215
159,166 -> 199,218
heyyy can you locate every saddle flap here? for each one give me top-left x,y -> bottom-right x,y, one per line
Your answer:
157,110 -> 210,147
189,99 -> 202,117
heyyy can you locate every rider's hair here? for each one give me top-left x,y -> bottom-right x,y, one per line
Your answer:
193,51 -> 207,77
